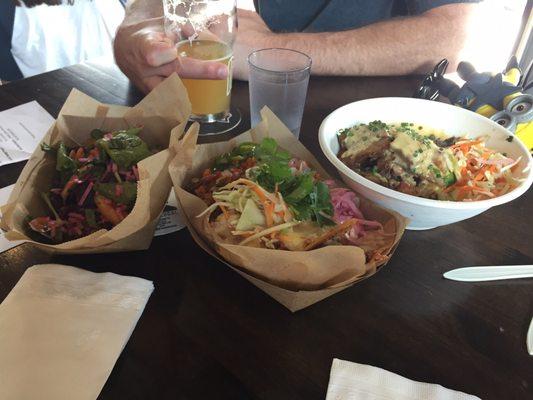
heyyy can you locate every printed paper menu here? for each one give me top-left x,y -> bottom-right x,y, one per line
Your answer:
0,101 -> 54,166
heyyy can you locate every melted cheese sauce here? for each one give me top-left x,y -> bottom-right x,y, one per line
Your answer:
342,125 -> 383,158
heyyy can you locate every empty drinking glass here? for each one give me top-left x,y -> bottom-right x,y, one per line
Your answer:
248,48 -> 311,138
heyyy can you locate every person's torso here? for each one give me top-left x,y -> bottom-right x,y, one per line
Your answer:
11,0 -> 125,78
254,0 -> 408,32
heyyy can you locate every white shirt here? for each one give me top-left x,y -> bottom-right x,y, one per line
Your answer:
11,0 -> 125,78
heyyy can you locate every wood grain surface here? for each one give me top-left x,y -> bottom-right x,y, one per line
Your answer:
0,62 -> 531,400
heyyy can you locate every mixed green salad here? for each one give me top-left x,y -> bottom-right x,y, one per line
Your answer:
28,127 -> 152,243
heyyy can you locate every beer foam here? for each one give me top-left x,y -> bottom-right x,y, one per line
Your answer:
163,0 -> 231,41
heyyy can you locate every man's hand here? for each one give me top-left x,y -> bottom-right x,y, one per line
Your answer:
114,17 -> 229,93
232,9 -> 275,80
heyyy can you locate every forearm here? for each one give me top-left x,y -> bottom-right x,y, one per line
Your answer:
123,0 -> 164,24
264,4 -> 476,76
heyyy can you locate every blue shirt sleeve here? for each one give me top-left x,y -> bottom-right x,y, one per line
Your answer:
406,0 -> 481,14
255,0 -> 482,33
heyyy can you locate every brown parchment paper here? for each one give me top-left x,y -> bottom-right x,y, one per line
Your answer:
169,108 -> 407,311
0,74 -> 191,254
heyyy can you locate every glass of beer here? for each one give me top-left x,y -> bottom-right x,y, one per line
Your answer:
163,0 -> 240,135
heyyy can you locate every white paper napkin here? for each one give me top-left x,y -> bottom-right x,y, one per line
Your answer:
326,358 -> 480,400
0,264 -> 154,400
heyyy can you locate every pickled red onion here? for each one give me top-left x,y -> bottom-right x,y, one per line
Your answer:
327,182 -> 383,243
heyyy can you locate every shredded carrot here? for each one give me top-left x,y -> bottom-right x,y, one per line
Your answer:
231,230 -> 256,237
452,138 -> 484,150
453,184 -> 496,200
443,184 -> 456,193
263,201 -> 274,227
456,189 -> 467,201
474,166 -> 491,181
455,185 -> 477,200
256,189 -> 269,202
242,182 -> 267,202
473,171 -> 484,181
61,175 -> 79,201
219,204 -> 230,220
445,138 -> 516,201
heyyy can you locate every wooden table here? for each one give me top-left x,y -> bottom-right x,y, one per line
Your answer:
0,63 -> 532,400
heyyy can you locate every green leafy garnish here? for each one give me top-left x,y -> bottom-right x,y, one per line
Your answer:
210,138 -> 336,226
255,162 -> 292,191
428,164 -> 442,178
95,141 -> 108,164
285,173 -> 314,204
443,171 -> 456,186
368,120 -> 389,132
41,142 -> 56,154
255,138 -> 291,163
84,209 -> 98,228
56,142 -> 77,184
338,127 -> 352,137
78,164 -> 106,180
251,139 -> 333,226
97,128 -> 150,169
40,192 -> 61,221
95,182 -> 137,206
213,142 -> 258,170
309,181 -> 334,225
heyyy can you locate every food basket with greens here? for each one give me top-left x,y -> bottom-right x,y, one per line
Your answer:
29,127 -> 153,243
169,109 -> 406,309
0,74 -> 190,254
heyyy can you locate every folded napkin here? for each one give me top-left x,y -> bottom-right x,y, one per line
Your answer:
0,264 -> 154,400
326,358 -> 480,400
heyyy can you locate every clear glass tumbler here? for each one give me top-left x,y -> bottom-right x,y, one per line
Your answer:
248,48 -> 312,138
163,0 -> 240,135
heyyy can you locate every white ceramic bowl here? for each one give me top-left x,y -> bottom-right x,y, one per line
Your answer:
319,97 -> 533,230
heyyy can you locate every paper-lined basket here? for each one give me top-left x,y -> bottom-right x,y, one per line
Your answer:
0,74 -> 190,254
169,108 -> 407,311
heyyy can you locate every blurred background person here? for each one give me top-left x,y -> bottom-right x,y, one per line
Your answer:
233,0 -> 527,79
0,0 -> 125,82
113,0 -> 477,91
114,0 -> 528,93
